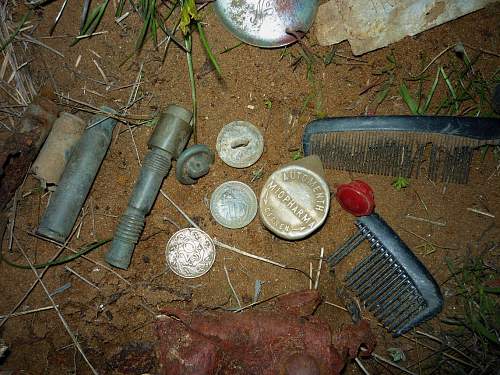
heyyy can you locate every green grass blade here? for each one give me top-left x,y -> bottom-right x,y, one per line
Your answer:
421,68 -> 440,113
185,33 -> 197,143
400,82 -> 419,114
135,0 -> 154,50
115,0 -> 126,17
221,41 -> 243,54
196,22 -> 222,77
72,0 -> 110,46
439,67 -> 459,113
0,10 -> 31,52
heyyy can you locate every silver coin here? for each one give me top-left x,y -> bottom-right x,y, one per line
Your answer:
166,228 -> 216,278
210,181 -> 258,229
259,156 -> 330,240
216,121 -> 264,168
214,0 -> 319,48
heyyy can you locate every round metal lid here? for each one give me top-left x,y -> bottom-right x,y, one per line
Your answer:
210,181 -> 258,229
166,228 -> 216,278
214,0 -> 319,48
259,162 -> 330,240
216,121 -> 264,169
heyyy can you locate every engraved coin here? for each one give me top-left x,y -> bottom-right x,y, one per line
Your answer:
214,0 -> 319,48
216,121 -> 264,168
166,228 -> 216,278
259,157 -> 330,240
210,181 -> 258,229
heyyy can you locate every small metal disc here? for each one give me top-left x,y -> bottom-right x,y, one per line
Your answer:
216,121 -> 264,168
214,0 -> 319,48
210,181 -> 258,229
166,228 -> 216,278
259,157 -> 330,240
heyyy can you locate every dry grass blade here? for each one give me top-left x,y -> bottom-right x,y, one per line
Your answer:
0,6 -> 36,109
0,305 -> 57,319
14,237 -> 98,375
224,261 -> 242,309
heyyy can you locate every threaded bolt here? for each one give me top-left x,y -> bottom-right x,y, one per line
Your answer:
105,105 -> 192,269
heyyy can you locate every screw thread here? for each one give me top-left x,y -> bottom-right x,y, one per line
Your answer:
114,213 -> 145,244
143,149 -> 171,176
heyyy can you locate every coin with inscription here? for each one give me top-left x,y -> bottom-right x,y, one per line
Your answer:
259,155 -> 330,240
166,228 -> 216,278
216,121 -> 264,168
210,181 -> 258,229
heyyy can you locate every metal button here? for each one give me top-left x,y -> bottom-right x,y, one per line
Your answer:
166,228 -> 216,278
216,121 -> 264,168
210,181 -> 258,229
259,156 -> 330,240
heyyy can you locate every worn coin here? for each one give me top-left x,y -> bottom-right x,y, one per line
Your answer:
259,156 -> 330,240
166,228 -> 216,278
216,121 -> 264,168
210,181 -> 258,229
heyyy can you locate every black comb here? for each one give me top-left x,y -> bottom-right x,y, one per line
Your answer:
303,116 -> 500,184
328,213 -> 443,336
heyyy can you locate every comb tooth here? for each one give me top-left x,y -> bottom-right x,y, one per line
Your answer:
381,292 -> 418,327
346,252 -> 385,289
359,265 -> 399,300
334,135 -> 340,170
327,232 -> 365,267
383,298 -> 415,329
349,132 -> 357,171
414,143 -> 424,179
366,133 -> 372,174
392,303 -> 424,334
371,135 -> 378,175
375,282 -> 412,320
388,298 -> 423,332
361,133 -> 368,173
463,148 -> 473,183
428,144 -> 438,182
356,260 -> 394,296
365,273 -> 403,309
346,253 -> 380,286
345,251 -> 376,281
379,139 -> 386,176
372,280 -> 410,316
354,132 -> 363,172
353,132 -> 359,171
370,139 -> 376,175
350,254 -> 388,292
388,139 -> 399,176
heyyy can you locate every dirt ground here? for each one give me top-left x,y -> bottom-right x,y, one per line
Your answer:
1,1 -> 499,374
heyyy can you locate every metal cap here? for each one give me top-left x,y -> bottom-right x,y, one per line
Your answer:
259,155 -> 330,240
149,105 -> 193,158
214,0 -> 319,48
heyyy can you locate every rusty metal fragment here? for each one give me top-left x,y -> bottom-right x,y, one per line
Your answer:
155,290 -> 376,375
0,91 -> 57,210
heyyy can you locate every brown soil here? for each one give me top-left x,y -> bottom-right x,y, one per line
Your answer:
1,1 -> 499,374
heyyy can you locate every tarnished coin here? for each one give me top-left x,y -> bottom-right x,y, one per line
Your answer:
210,181 -> 258,229
259,156 -> 330,240
216,121 -> 264,168
166,228 -> 216,278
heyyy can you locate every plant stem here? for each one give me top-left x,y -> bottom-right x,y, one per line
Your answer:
185,33 -> 197,143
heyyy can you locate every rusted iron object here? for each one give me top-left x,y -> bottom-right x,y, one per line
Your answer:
155,290 -> 376,375
0,91 -> 58,210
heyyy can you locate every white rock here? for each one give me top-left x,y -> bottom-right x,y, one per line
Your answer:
315,0 -> 496,55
